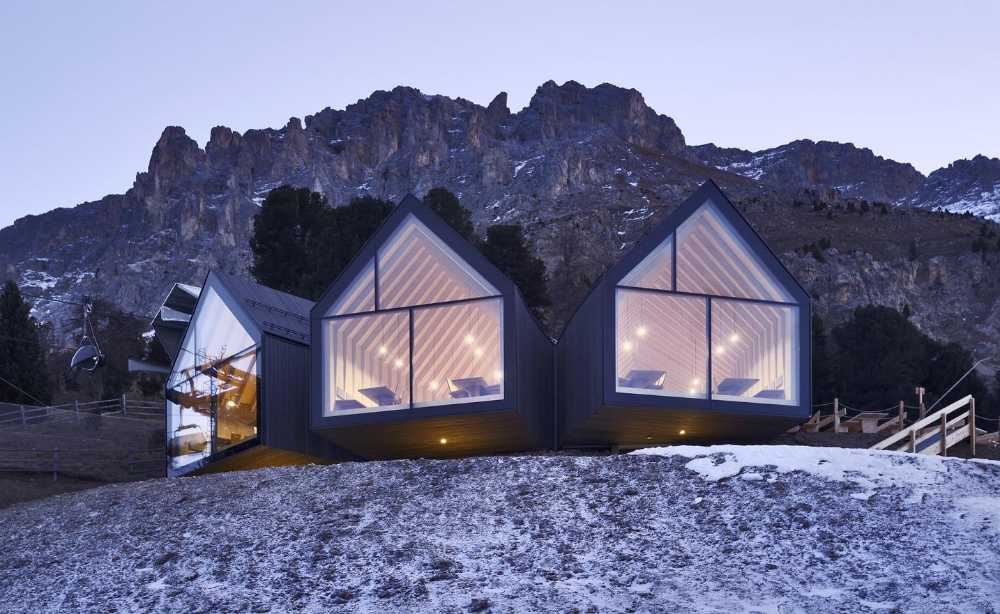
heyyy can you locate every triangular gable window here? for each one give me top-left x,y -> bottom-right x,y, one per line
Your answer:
620,236 -> 672,291
675,201 -> 792,303
327,259 -> 375,316
377,214 -> 498,309
170,285 -> 258,386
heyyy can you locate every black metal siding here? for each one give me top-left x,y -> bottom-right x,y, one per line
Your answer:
514,294 -> 555,448
262,334 -> 347,460
555,278 -> 606,446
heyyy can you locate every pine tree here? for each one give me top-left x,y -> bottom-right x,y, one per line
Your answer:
422,187 -> 475,241
250,187 -> 393,299
0,280 -> 50,404
479,224 -> 551,319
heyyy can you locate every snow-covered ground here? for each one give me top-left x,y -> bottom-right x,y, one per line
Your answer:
1,446 -> 998,613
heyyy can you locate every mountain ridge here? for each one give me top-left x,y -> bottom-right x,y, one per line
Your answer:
3,80 -> 1000,371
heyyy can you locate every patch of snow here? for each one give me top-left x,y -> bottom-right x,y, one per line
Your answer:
513,155 -> 544,178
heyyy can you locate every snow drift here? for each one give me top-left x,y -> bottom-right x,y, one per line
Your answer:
1,446 -> 998,613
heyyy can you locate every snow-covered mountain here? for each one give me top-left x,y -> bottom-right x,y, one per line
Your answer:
1,447 -> 997,612
906,154 -> 1000,220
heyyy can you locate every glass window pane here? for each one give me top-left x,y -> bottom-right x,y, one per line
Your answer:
325,311 -> 410,414
413,298 -> 503,406
167,347 -> 259,470
711,299 -> 798,404
169,286 -> 257,387
328,259 -> 375,316
676,201 -> 793,302
378,214 -> 497,308
620,235 -> 672,290
615,289 -> 707,398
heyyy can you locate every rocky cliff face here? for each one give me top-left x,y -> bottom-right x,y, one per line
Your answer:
691,139 -> 925,203
905,155 -> 1000,220
2,80 -> 1000,373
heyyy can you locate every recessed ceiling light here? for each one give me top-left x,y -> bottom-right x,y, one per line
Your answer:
715,345 -> 726,355
439,437 -> 448,445
378,346 -> 388,355
473,347 -> 484,358
393,359 -> 403,369
429,381 -> 440,391
622,340 -> 634,352
679,429 -> 686,435
729,333 -> 740,343
464,334 -> 475,345
636,326 -> 648,337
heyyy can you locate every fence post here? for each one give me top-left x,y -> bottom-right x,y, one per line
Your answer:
833,398 -> 840,433
940,408 -> 948,457
898,401 -> 904,431
121,394 -> 127,416
970,397 -> 977,458
917,387 -> 926,419
20,404 -> 26,426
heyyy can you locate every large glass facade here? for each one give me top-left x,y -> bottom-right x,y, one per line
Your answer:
166,287 -> 260,471
711,299 -> 798,404
377,215 -> 496,309
322,215 -> 505,415
615,289 -> 706,398
675,202 -> 793,303
325,311 -> 410,414
413,299 -> 503,406
615,201 -> 800,406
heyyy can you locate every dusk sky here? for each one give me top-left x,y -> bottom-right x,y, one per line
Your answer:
1,0 -> 997,228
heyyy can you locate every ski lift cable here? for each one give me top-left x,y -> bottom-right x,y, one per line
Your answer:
20,291 -> 155,323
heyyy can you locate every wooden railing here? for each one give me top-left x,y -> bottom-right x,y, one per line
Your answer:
870,395 -> 977,456
0,396 -> 162,429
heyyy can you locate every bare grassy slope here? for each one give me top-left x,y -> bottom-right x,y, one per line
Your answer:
1,447 -> 998,613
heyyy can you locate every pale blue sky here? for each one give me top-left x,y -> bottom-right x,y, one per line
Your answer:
1,1 -> 997,228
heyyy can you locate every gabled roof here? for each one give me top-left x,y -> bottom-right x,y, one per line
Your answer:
212,271 -> 314,344
312,194 -> 516,316
607,179 -> 808,303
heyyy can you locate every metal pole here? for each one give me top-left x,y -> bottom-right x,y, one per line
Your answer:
833,398 -> 840,433
898,400 -> 904,431
20,404 -> 25,426
121,393 -> 127,416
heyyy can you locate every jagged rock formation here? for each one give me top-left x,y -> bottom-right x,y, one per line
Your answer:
905,155 -> 1000,220
690,139 -> 924,203
1,80 -> 999,374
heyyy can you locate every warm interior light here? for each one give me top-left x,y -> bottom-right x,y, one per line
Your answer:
429,381 -> 440,391
679,429 -> 686,435
622,340 -> 634,352
715,345 -> 726,355
393,358 -> 404,369
464,334 -> 475,345
225,400 -> 237,409
688,388 -> 696,394
691,378 -> 700,386
473,347 -> 484,358
378,345 -> 388,356
729,333 -> 740,344
439,437 -> 448,444
636,326 -> 648,338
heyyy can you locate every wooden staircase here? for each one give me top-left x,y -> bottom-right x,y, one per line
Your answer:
870,395 -> 979,456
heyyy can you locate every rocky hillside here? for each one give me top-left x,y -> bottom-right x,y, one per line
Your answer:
690,139 -> 924,203
2,80 -> 1000,370
905,155 -> 1000,220
1,447 -> 998,612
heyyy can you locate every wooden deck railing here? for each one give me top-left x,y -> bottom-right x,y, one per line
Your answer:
870,395 -> 977,456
